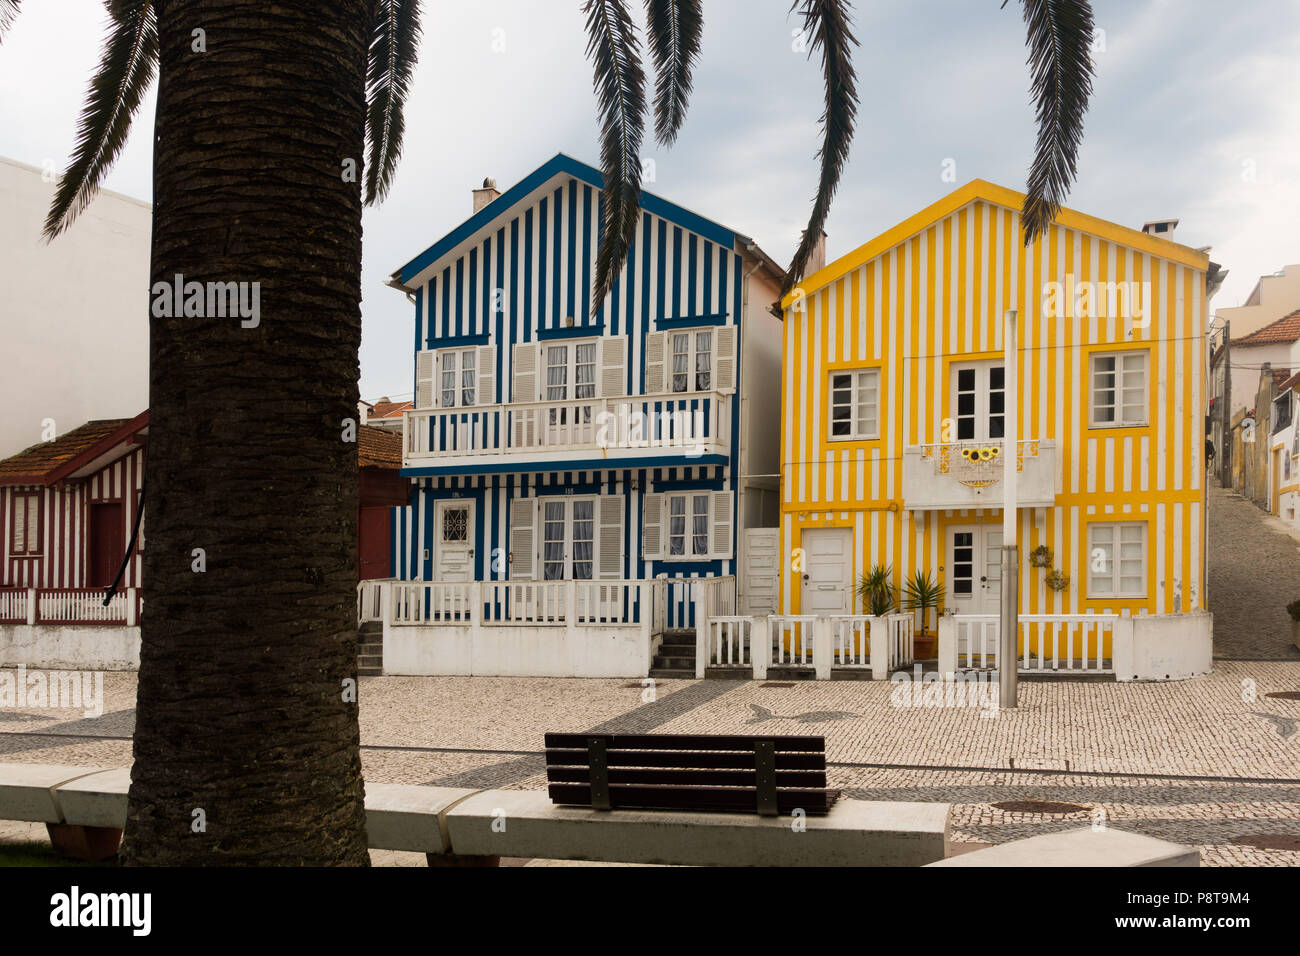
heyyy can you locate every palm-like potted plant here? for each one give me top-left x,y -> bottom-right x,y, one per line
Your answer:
902,569 -> 945,659
854,564 -> 896,617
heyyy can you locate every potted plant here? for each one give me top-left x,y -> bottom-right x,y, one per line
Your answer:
854,563 -> 896,617
902,569 -> 944,659
1288,599 -> 1300,650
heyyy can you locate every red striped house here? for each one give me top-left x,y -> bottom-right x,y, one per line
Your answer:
1,413 -> 404,630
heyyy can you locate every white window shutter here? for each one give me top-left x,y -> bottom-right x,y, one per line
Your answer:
509,498 -> 536,579
12,495 -> 25,553
512,342 -> 537,402
641,493 -> 663,559
416,349 -> 437,409
25,496 -> 38,554
477,345 -> 496,404
644,331 -> 666,394
598,495 -> 624,578
600,336 -> 626,398
709,490 -> 733,558
715,326 -> 738,391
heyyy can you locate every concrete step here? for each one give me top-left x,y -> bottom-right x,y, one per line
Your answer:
358,667 -> 383,677
657,642 -> 695,655
358,655 -> 384,669
357,642 -> 384,655
763,666 -> 815,681
663,628 -> 695,640
358,621 -> 383,637
647,668 -> 694,680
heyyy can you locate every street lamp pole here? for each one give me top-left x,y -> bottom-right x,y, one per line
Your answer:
1000,309 -> 1019,709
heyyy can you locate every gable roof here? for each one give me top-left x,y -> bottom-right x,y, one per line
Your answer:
393,152 -> 780,289
781,179 -> 1211,309
358,425 -> 402,469
1233,308 -> 1300,347
0,413 -> 149,487
366,398 -> 412,421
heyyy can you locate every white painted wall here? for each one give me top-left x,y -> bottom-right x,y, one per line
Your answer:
383,622 -> 652,677
1218,264 -> 1300,338
0,157 -> 150,457
1112,612 -> 1213,682
0,624 -> 140,670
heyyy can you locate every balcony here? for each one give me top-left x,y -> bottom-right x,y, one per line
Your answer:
901,439 -> 1058,510
402,391 -> 731,472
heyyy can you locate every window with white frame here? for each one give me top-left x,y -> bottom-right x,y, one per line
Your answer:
1090,351 -> 1148,427
829,369 -> 880,439
670,330 -> 713,393
1086,522 -> 1146,598
666,492 -> 711,556
439,348 -> 477,408
642,490 -> 733,561
9,491 -> 41,556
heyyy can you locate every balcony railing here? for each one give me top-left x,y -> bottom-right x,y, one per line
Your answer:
902,439 -> 1058,509
403,391 -> 731,466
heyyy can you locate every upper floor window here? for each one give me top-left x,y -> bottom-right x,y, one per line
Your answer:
951,363 -> 1004,441
10,491 -> 41,556
1086,521 -> 1146,598
829,369 -> 880,440
671,330 -> 712,392
545,340 -> 598,402
415,345 -> 496,409
441,348 -> 476,407
645,326 -> 737,395
1090,351 -> 1148,427
1274,392 -> 1293,436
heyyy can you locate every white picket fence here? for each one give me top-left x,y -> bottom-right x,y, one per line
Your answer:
0,587 -> 138,625
694,610 -> 916,680
940,612 -> 1117,675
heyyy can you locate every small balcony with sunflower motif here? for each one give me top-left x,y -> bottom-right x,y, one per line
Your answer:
901,439 -> 1059,511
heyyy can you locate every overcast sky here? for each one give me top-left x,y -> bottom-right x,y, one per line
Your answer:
2,0 -> 1297,401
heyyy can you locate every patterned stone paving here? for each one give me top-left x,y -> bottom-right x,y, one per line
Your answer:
3,660 -> 1299,865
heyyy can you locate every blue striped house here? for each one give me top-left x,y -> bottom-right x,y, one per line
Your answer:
385,154 -> 785,634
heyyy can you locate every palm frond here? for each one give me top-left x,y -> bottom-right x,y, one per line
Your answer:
365,0 -> 423,205
0,0 -> 21,45
44,0 -> 157,240
784,0 -> 859,298
583,0 -> 647,313
644,0 -> 703,146
1018,0 -> 1095,243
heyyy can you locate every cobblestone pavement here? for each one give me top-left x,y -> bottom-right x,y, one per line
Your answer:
1208,485 -> 1300,660
3,662 -> 1299,866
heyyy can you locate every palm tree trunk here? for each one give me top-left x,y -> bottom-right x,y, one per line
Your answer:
123,0 -> 372,865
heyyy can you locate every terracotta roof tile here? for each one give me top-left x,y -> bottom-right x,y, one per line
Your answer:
358,424 -> 402,469
0,419 -> 131,482
368,399 -> 412,420
1234,308 -> 1300,346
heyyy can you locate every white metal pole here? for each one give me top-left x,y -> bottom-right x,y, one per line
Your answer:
1000,309 -> 1019,708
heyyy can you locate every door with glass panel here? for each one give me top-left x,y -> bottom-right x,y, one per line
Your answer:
946,525 -> 1002,615
538,497 -> 598,619
950,362 -> 1006,441
543,341 -> 597,445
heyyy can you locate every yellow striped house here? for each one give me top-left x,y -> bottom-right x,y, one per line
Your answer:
777,181 -> 1212,660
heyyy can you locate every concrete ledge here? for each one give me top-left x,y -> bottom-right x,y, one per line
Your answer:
445,789 -> 950,866
364,784 -> 478,854
56,768 -> 131,829
925,827 -> 1200,867
0,763 -> 104,823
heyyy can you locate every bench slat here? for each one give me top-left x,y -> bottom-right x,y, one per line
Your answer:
546,767 -> 829,788
545,748 -> 827,771
544,732 -> 825,752
547,783 -> 841,815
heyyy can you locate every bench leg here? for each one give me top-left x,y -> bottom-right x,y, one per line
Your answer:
425,852 -> 500,867
46,823 -> 123,862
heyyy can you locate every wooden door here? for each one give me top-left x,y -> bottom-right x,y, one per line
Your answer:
358,506 -> 391,580
88,502 -> 124,588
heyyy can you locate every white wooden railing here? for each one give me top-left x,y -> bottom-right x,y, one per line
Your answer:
694,611 -> 914,680
940,613 -> 1117,674
770,615 -> 817,667
383,579 -> 664,629
403,391 -> 731,461
703,616 -> 754,670
830,615 -> 871,667
357,579 -> 388,623
0,589 -> 29,624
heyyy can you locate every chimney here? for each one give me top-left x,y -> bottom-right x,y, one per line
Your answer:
473,177 -> 501,213
1141,218 -> 1178,240
800,229 -> 828,279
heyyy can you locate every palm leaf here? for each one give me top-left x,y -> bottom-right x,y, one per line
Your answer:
0,0 -> 21,44
583,0 -> 647,313
1017,0 -> 1096,243
44,0 -> 157,240
644,0 -> 703,146
365,0 -> 423,205
783,0 -> 859,298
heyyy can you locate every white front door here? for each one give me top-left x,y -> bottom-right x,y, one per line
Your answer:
946,525 -> 1002,615
434,500 -> 475,581
951,362 -> 1006,441
800,529 -> 853,615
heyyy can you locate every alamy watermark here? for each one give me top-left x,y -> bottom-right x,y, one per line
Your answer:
0,665 -> 104,718
150,273 -> 260,328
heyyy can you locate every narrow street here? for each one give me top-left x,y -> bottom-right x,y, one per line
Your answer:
1208,486 -> 1300,660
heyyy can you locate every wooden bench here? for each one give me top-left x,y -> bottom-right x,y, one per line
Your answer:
544,732 -> 839,816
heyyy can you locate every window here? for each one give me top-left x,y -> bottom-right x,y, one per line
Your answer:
9,491 -> 41,556
1090,351 -> 1148,427
667,492 -> 711,557
951,364 -> 1004,440
670,330 -> 712,393
439,348 -> 477,407
1274,393 -> 1293,435
1087,522 -> 1146,598
829,369 -> 880,439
